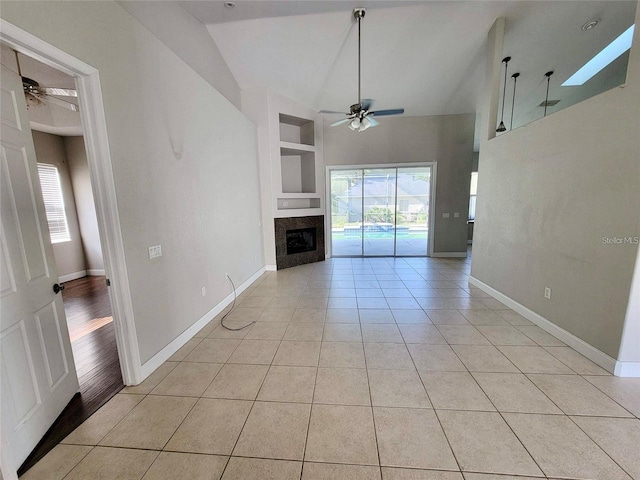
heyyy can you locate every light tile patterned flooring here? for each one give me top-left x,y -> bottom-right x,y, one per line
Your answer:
22,256 -> 640,479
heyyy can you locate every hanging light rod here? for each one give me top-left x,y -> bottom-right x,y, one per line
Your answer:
510,72 -> 519,131
543,71 -> 553,117
496,56 -> 511,133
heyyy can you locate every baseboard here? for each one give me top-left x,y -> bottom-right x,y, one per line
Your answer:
139,266 -> 266,380
614,362 -> 640,377
265,264 -> 277,271
468,276 -> 620,376
59,270 -> 86,283
87,269 -> 105,276
432,252 -> 467,258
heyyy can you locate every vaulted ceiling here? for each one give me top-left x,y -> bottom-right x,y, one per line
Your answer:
181,0 -> 636,126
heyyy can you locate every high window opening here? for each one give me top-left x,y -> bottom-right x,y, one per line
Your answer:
330,165 -> 433,257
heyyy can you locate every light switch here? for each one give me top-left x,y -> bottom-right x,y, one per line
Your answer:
442,213 -> 450,218
454,212 -> 460,218
148,245 -> 162,259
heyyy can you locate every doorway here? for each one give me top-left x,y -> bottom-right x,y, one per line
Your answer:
4,46 -> 124,475
329,165 -> 435,257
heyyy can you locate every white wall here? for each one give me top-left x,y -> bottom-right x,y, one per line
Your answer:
117,0 -> 241,109
242,88 -> 324,267
31,131 -> 86,279
323,114 -> 475,254
64,136 -> 104,274
471,6 -> 640,360
1,1 -> 264,364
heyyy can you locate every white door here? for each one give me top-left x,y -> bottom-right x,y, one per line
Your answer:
0,62 -> 79,468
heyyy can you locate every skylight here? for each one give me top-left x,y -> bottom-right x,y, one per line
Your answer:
562,24 -> 635,86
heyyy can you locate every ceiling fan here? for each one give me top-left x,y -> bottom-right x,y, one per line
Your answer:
15,50 -> 79,112
320,8 -> 404,132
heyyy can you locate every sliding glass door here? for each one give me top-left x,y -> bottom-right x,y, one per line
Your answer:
330,165 -> 432,257
330,169 -> 363,256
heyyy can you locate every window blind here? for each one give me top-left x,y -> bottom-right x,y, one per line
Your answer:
37,163 -> 70,243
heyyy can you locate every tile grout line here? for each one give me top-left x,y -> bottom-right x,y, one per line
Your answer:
358,283 -> 384,477
446,343 -> 549,478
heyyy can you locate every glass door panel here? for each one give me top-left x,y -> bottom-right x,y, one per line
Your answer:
330,169 -> 363,256
395,167 -> 430,256
363,168 -> 396,256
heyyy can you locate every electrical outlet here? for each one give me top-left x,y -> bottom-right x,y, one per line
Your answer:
201,287 -> 206,296
454,212 -> 460,218
544,287 -> 552,299
148,245 -> 162,259
442,212 -> 450,218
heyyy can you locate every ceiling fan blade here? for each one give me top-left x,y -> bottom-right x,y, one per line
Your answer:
25,91 -> 44,107
319,110 -> 348,114
370,108 -> 405,117
35,93 -> 79,112
330,118 -> 352,127
361,99 -> 374,111
39,87 -> 78,97
367,116 -> 380,127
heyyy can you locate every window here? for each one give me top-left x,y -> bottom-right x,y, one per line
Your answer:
469,172 -> 478,220
37,163 -> 70,243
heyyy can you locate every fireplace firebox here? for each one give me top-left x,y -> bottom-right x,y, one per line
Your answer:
286,228 -> 316,255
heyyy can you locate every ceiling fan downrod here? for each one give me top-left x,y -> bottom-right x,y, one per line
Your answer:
354,8 -> 365,108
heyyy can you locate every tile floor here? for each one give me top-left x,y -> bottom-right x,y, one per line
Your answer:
21,255 -> 640,480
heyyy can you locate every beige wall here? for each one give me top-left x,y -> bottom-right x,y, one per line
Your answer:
117,1 -> 241,109
64,136 -> 104,273
31,131 -> 86,278
1,1 -> 264,364
323,114 -> 475,254
471,7 -> 640,359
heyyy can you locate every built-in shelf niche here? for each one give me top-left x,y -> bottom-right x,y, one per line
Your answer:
281,150 -> 316,193
279,113 -> 316,195
279,113 -> 314,146
277,198 -> 321,210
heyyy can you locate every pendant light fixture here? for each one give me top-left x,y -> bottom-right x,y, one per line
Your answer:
543,71 -> 553,117
510,72 -> 520,131
496,56 -> 511,132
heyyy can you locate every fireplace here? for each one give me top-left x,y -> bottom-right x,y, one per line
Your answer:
286,228 -> 316,255
274,215 -> 325,269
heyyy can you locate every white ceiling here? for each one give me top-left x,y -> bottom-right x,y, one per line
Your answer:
181,0 -> 636,129
0,43 -> 82,136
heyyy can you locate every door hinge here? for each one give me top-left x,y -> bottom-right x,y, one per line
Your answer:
106,278 -> 111,287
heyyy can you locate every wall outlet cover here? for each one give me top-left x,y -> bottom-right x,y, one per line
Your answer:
544,287 -> 552,299
443,213 -> 450,218
148,245 -> 162,259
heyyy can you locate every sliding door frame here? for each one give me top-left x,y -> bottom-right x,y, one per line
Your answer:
325,162 -> 437,258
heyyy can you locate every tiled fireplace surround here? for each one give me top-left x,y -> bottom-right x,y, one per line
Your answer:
274,215 -> 325,270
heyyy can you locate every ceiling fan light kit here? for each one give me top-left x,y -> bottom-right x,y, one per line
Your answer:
320,8 -> 405,132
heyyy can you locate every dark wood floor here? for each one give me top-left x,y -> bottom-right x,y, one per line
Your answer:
18,276 -> 124,476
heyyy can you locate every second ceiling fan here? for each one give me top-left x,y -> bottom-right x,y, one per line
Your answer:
321,8 -> 404,132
